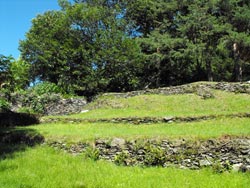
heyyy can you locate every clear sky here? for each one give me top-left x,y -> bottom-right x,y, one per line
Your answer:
0,0 -> 61,58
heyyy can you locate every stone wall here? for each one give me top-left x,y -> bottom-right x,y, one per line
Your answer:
42,113 -> 250,124
10,93 -> 87,115
6,82 -> 250,116
45,98 -> 87,115
102,82 -> 250,99
48,137 -> 250,172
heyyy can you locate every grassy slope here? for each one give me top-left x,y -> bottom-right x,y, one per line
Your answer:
1,87 -> 250,188
0,146 -> 249,188
47,90 -> 250,119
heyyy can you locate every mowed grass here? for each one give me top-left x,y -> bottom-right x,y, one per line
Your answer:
0,146 -> 249,188
29,118 -> 250,142
51,90 -> 250,120
1,88 -> 250,188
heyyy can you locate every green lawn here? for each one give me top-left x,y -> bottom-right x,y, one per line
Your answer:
1,88 -> 250,188
47,91 -> 250,120
29,117 -> 250,143
0,146 -> 249,188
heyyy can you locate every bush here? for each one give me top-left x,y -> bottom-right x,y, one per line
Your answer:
144,145 -> 166,166
30,81 -> 63,95
0,98 -> 10,111
11,91 -> 62,114
114,151 -> 129,166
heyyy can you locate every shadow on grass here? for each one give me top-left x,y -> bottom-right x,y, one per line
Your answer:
0,111 -> 40,127
0,112 -> 44,159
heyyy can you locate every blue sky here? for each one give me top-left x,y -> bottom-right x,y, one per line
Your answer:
0,0 -> 61,58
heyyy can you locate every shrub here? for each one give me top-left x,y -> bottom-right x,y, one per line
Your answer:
114,151 -> 129,166
30,81 -> 63,95
0,98 -> 10,111
144,145 -> 166,166
11,91 -> 62,114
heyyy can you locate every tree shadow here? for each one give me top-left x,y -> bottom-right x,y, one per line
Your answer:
0,112 -> 44,159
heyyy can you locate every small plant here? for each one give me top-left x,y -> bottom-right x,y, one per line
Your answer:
84,147 -> 100,161
144,145 -> 166,166
114,151 -> 129,166
212,160 -> 232,173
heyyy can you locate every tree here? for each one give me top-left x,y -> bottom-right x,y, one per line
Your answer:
0,55 -> 30,92
0,55 -> 14,87
19,0 -> 250,94
127,0 -> 250,84
213,0 -> 250,81
9,58 -> 31,91
19,0 -> 142,95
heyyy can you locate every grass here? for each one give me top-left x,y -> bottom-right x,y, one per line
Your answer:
27,118 -> 250,143
1,86 -> 250,188
46,90 -> 250,120
0,146 -> 249,188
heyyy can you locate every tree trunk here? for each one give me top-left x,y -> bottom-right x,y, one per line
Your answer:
233,43 -> 242,82
206,59 -> 213,82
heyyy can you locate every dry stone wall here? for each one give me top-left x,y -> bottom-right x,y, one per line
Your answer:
10,93 -> 87,115
102,82 -> 250,99
42,113 -> 250,124
44,98 -> 87,115
48,138 -> 250,172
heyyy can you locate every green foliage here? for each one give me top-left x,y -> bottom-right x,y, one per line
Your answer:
114,151 -> 129,166
16,107 -> 36,114
127,0 -> 250,85
84,147 -> 100,161
144,145 -> 166,166
17,0 -> 250,95
0,54 -> 14,87
10,89 -> 61,114
0,98 -> 10,111
30,82 -> 63,96
0,55 -> 31,92
28,93 -> 61,114
20,1 -> 142,95
9,59 -> 30,91
212,160 -> 232,173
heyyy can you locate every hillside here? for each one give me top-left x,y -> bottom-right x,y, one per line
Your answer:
0,82 -> 250,188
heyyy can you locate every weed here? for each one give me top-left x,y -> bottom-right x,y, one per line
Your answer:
114,151 -> 129,166
212,160 -> 232,173
84,147 -> 100,161
144,145 -> 166,166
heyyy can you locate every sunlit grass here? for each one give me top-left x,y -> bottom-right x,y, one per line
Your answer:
45,90 -> 250,120
0,146 -> 249,188
27,118 -> 250,143
1,87 -> 250,188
